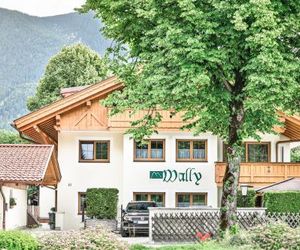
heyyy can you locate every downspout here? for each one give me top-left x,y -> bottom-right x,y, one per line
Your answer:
0,185 -> 6,230
276,139 -> 300,162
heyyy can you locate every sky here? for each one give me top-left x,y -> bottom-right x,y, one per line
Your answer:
0,0 -> 86,17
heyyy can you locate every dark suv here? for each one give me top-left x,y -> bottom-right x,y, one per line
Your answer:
121,201 -> 157,237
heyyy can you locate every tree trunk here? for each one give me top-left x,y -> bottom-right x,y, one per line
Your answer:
219,143 -> 241,232
219,69 -> 244,232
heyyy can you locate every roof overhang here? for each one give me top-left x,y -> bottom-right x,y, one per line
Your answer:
12,75 -> 300,143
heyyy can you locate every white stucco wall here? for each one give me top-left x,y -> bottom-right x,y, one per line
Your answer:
122,132 -> 219,209
39,187 -> 55,218
54,129 -> 293,230
57,131 -> 123,229
0,186 -> 27,230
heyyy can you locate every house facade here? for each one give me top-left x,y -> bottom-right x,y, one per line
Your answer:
0,144 -> 61,229
13,76 -> 300,230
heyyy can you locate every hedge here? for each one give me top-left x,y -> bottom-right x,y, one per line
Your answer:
0,231 -> 38,250
236,189 -> 256,207
86,188 -> 119,219
263,191 -> 300,213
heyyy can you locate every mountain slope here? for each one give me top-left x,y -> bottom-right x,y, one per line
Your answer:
0,8 -> 111,129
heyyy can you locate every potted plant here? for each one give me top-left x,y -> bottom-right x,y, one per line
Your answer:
9,197 -> 16,208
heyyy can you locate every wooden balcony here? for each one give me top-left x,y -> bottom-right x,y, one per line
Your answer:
215,162 -> 300,187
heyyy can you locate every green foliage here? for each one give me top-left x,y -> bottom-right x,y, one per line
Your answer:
27,43 -> 108,111
264,191 -> 300,212
86,188 -> 118,219
0,129 -> 28,144
222,222 -> 300,250
82,0 -> 300,143
249,222 -> 300,250
0,231 -> 38,250
0,9 -> 111,129
236,189 -> 256,207
291,146 -> 300,162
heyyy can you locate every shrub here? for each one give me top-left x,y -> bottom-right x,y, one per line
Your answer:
224,222 -> 300,250
0,231 -> 38,250
39,227 -> 128,250
236,189 -> 256,207
86,188 -> 119,219
248,222 -> 300,250
264,191 -> 300,212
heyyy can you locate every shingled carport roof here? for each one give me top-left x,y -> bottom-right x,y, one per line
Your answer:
256,177 -> 300,192
0,144 -> 61,186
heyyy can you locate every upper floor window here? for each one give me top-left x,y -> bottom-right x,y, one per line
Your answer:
176,193 -> 207,207
176,139 -> 207,162
246,142 -> 270,162
223,142 -> 270,163
79,140 -> 110,162
134,140 -> 165,161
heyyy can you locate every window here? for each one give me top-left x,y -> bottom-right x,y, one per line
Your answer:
79,140 -> 110,162
78,192 -> 86,214
176,140 -> 207,161
246,142 -> 270,162
176,193 -> 207,207
133,192 -> 165,207
223,142 -> 270,163
134,140 -> 165,161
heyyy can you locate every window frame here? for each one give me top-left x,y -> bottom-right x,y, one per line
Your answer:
222,141 -> 271,163
133,192 -> 165,207
79,140 -> 110,163
78,192 -> 86,215
176,139 -> 208,162
245,141 -> 271,163
133,139 -> 165,162
175,192 -> 207,207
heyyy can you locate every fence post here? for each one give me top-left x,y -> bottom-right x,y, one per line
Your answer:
148,208 -> 153,242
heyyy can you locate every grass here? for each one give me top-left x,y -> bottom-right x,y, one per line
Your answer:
130,241 -> 242,250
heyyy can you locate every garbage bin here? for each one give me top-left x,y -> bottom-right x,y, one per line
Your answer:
49,211 -> 56,230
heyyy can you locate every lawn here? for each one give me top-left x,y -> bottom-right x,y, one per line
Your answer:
130,241 -> 243,250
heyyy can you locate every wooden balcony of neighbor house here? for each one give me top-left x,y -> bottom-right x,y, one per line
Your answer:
215,162 -> 300,187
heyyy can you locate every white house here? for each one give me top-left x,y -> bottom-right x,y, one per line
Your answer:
0,144 -> 61,229
13,76 -> 300,229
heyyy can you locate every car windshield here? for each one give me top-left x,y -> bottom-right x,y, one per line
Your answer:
126,202 -> 156,212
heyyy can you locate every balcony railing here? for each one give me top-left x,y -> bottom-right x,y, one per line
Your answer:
215,162 -> 300,187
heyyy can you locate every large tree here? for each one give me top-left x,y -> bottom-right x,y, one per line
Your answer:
27,43 -> 108,111
82,0 -> 300,231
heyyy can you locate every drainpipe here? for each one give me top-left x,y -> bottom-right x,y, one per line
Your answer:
0,185 -> 6,230
276,139 -> 300,162
10,123 -> 38,144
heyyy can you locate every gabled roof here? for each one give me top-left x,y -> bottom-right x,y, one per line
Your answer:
256,177 -> 300,192
12,75 -> 300,143
60,85 -> 90,97
0,144 -> 61,186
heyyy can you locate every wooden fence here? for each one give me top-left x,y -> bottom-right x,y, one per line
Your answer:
149,208 -> 300,242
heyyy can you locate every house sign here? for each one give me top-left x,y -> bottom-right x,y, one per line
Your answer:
150,168 -> 202,185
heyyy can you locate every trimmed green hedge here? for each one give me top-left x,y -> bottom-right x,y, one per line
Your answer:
86,188 -> 119,219
236,189 -> 256,207
264,191 -> 300,213
0,231 -> 38,250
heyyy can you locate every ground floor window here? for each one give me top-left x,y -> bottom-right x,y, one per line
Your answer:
78,192 -> 87,214
133,192 -> 165,207
176,192 -> 207,207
